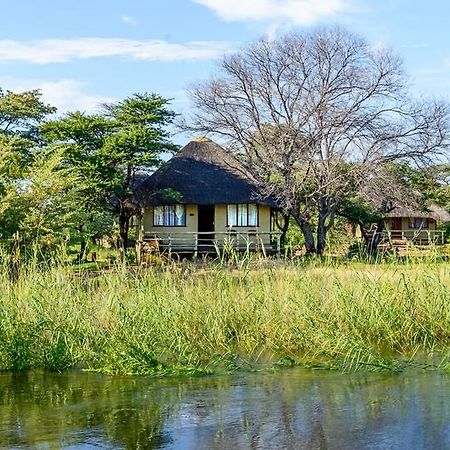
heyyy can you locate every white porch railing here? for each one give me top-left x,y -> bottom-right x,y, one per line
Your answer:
141,231 -> 282,256
377,229 -> 445,245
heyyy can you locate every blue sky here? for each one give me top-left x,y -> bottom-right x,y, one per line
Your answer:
1,0 -> 449,142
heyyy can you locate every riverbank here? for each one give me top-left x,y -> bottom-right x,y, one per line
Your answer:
1,261 -> 450,374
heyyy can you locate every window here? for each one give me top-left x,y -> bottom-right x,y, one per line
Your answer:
227,204 -> 258,227
408,217 -> 429,229
153,205 -> 186,226
227,205 -> 237,227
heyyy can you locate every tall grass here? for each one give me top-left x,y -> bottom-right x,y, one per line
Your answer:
1,257 -> 450,374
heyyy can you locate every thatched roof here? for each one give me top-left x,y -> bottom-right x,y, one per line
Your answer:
134,138 -> 278,207
386,204 -> 450,222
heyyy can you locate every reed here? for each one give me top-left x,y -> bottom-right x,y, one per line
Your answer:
1,258 -> 450,375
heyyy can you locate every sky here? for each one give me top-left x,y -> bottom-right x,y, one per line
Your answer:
1,0 -> 449,143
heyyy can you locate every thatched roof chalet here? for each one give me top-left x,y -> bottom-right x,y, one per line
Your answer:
134,138 -> 278,208
386,204 -> 450,222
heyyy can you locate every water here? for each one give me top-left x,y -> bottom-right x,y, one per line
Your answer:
1,369 -> 450,449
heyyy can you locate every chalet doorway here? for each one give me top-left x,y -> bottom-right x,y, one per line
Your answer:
391,217 -> 402,230
198,205 -> 215,251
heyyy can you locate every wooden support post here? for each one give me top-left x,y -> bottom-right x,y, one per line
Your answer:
194,234 -> 198,259
276,233 -> 281,256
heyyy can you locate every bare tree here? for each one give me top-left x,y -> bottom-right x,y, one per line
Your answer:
183,26 -> 450,255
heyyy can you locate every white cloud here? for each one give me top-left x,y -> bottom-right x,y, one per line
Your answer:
0,38 -> 232,64
38,80 -> 115,113
193,0 -> 348,25
121,15 -> 137,26
0,77 -> 115,113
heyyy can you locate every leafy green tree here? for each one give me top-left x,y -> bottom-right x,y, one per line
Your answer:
0,147 -> 83,254
41,112 -> 116,259
0,88 -> 63,254
0,88 -> 55,137
394,163 -> 450,209
42,93 -> 177,258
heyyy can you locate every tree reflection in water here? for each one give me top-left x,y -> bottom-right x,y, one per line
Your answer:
1,369 -> 450,449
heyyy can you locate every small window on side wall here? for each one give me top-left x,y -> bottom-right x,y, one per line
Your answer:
227,204 -> 259,227
153,205 -> 186,226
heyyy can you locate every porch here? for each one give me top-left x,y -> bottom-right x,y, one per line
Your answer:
140,231 -> 282,257
376,229 -> 445,245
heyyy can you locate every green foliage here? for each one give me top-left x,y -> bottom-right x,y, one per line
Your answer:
159,187 -> 183,202
0,146 -> 84,250
0,88 -> 55,138
338,195 -> 384,230
396,162 -> 450,209
0,87 -> 78,253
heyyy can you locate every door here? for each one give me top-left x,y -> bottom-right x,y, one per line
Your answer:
197,205 -> 215,250
390,217 -> 402,240
391,217 -> 402,230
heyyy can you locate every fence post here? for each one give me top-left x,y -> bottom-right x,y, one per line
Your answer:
194,234 -> 198,259
168,235 -> 172,260
276,233 -> 281,256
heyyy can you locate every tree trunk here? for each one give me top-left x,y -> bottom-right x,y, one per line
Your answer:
9,231 -> 20,283
274,211 -> 290,249
118,207 -> 130,261
78,238 -> 88,262
76,223 -> 87,262
298,220 -> 316,255
135,208 -> 144,266
316,211 -> 328,256
365,219 -> 385,255
290,209 -> 317,254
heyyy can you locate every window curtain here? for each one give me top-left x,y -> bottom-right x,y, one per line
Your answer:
153,205 -> 186,226
248,204 -> 258,226
227,205 -> 237,226
227,204 -> 258,227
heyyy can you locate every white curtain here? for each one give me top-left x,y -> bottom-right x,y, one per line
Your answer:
175,205 -> 186,226
227,205 -> 237,226
237,204 -> 247,226
154,206 -> 164,226
153,205 -> 185,226
248,204 -> 258,226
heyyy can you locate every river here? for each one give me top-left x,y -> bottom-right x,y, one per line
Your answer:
1,369 -> 449,449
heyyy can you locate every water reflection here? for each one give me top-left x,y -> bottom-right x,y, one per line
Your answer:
1,369 -> 450,449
